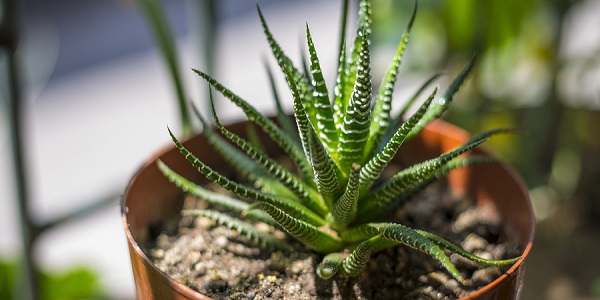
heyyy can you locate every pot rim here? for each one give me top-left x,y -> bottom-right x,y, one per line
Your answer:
121,120 -> 535,299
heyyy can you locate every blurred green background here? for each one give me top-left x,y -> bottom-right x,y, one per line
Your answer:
370,0 -> 600,299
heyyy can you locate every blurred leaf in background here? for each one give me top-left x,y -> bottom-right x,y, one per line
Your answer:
0,258 -> 104,300
593,276 -> 600,298
0,260 -> 16,300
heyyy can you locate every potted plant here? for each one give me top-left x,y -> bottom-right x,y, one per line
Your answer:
122,1 -> 534,299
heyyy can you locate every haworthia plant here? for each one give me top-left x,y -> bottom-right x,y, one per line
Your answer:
158,0 -> 520,283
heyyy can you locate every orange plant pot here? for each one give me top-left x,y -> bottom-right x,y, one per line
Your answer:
121,119 -> 535,300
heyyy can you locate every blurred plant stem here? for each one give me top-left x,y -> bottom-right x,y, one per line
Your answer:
136,0 -> 192,137
1,0 -> 38,298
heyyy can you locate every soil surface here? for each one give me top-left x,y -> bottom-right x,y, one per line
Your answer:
144,180 -> 521,299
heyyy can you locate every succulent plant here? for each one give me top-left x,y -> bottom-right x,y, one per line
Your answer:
157,0 -> 520,283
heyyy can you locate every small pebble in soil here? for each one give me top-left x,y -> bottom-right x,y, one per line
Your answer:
186,250 -> 201,264
472,267 -> 503,286
150,248 -> 164,259
214,236 -> 228,248
156,233 -> 170,248
462,233 -> 488,252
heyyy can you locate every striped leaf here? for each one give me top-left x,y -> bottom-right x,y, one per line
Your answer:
342,223 -> 464,283
158,160 -> 249,213
337,25 -> 373,173
246,202 -> 344,254
287,66 -> 315,169
257,6 -> 315,127
192,69 -> 313,182
316,253 -> 345,279
358,87 -> 437,195
339,0 -> 372,123
357,155 -> 500,223
328,163 -> 361,230
379,73 -> 442,152
406,55 -> 476,140
193,101 -> 297,199
167,127 -> 326,227
416,230 -> 521,266
300,45 -> 312,84
209,99 -> 327,215
306,24 -> 338,154
362,128 -> 514,216
333,41 -> 348,131
363,136 -> 489,211
182,209 -> 291,252
332,0 -> 350,128
264,60 -> 298,142
158,160 -> 275,226
394,156 -> 499,209
307,126 -> 341,210
340,234 -> 381,276
365,3 -> 417,160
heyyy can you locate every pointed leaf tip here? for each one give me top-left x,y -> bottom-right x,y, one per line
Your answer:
407,1 -> 417,30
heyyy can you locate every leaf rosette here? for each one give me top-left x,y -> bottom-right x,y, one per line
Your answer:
158,0 -> 520,282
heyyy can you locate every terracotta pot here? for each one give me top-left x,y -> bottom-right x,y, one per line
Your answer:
121,119 -> 535,300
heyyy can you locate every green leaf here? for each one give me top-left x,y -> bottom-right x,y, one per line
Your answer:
194,106 -> 264,184
358,87 -> 437,195
332,0 -> 350,129
337,25 -> 373,173
286,65 -> 314,167
380,73 -> 442,153
466,127 -> 518,144
167,127 -> 326,227
209,98 -> 327,215
157,160 -> 277,226
306,24 -> 338,154
307,125 -> 341,209
246,202 -> 344,254
192,69 -> 313,181
136,0 -> 191,136
40,267 -> 104,300
364,134 -> 488,211
264,60 -> 298,141
316,253 -> 345,279
396,73 -> 443,129
183,209 -> 291,252
339,0 -> 372,122
328,163 -> 361,230
337,0 -> 350,70
257,5 -> 315,127
333,41 -> 348,131
340,234 -> 381,277
416,230 -> 521,266
192,101 -> 296,199
357,156 -> 500,224
300,45 -> 312,84
244,123 -> 266,153
342,223 -> 464,282
365,2 -> 417,160
406,55 -> 476,140
158,160 -> 249,213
